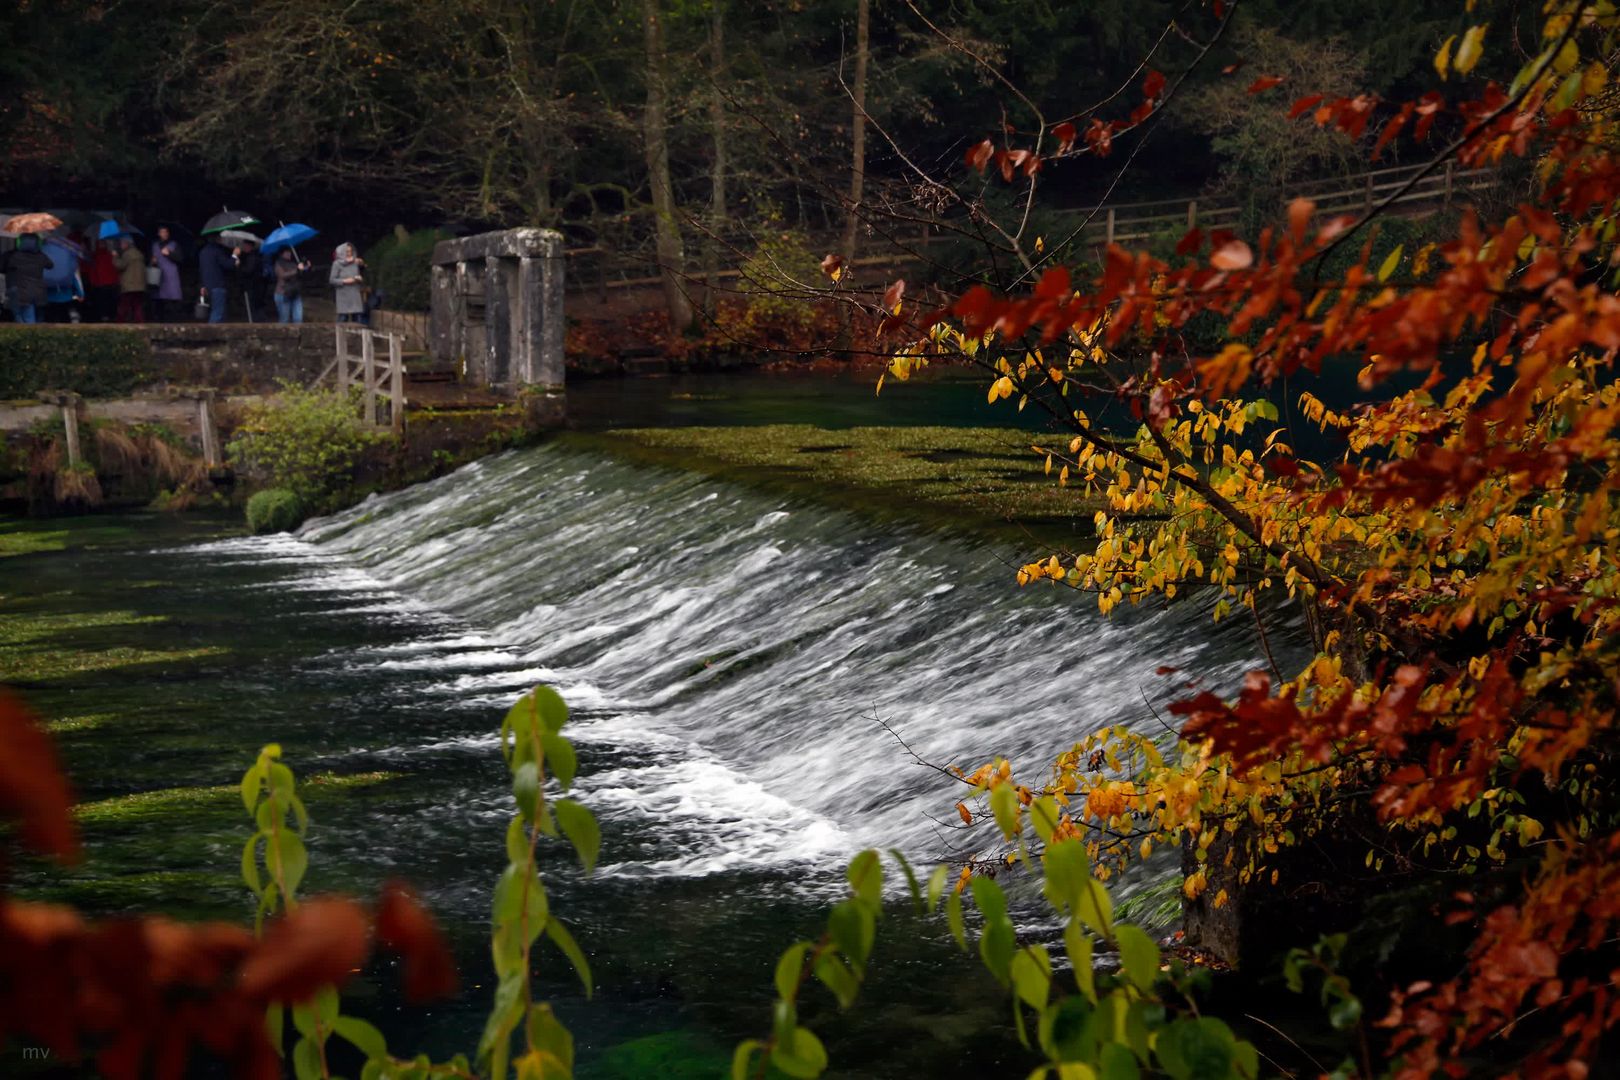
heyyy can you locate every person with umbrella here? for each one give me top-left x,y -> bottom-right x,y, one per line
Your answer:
151,226 -> 184,321
114,235 -> 148,323
85,237 -> 119,322
41,235 -> 85,323
1,235 -> 51,324
263,222 -> 317,325
197,209 -> 259,323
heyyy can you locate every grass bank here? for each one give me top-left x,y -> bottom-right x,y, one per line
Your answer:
569,424 -> 1103,551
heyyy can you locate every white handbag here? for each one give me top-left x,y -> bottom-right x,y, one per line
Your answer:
146,265 -> 162,287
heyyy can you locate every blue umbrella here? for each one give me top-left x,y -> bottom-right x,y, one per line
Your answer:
97,219 -> 142,240
262,222 -> 318,257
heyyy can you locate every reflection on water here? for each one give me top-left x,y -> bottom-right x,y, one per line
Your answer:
9,444 -> 1305,1077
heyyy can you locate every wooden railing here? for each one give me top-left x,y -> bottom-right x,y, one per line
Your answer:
1053,161 -> 1494,245
564,161 -> 1497,291
311,326 -> 405,434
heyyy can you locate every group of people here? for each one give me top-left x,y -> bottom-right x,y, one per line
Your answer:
1,224 -> 374,326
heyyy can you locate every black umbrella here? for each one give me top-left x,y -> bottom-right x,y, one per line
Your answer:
200,208 -> 260,236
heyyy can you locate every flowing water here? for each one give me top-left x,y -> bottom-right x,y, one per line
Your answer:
7,439 -> 1305,1077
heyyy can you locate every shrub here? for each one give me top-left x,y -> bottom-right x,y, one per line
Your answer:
245,488 -> 304,534
227,383 -> 384,507
366,228 -> 450,312
0,328 -> 154,399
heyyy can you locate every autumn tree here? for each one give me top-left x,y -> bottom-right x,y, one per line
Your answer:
858,0 -> 1620,1073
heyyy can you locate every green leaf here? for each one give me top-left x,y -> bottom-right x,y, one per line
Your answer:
731,1039 -> 763,1080
1076,878 -> 1114,939
1157,1018 -> 1238,1080
555,799 -> 600,873
242,765 -> 264,815
1099,1042 -> 1141,1080
1114,924 -> 1160,991
505,815 -> 530,865
242,835 -> 263,895
775,942 -> 809,1002
889,848 -> 922,912
1030,796 -> 1061,844
1066,921 -> 1096,1002
847,849 -> 882,910
334,1016 -> 388,1061
513,762 -> 542,822
541,732 -> 578,789
492,864 -> 549,942
1043,840 -> 1090,914
813,950 -> 860,1008
925,865 -> 949,913
265,1003 -> 285,1058
1038,996 -> 1093,1063
1328,994 -> 1363,1031
477,971 -> 524,1078
827,899 -> 876,973
990,782 -> 1020,840
946,888 -> 967,950
312,986 -> 338,1028
531,685 -> 570,733
292,1037 -> 322,1080
970,874 -> 1008,923
1253,399 -> 1279,422
979,917 -> 1016,986
1010,945 -> 1052,1010
526,1003 -> 574,1073
770,1025 -> 828,1079
274,830 -> 308,900
291,1002 -> 317,1040
545,917 -> 594,998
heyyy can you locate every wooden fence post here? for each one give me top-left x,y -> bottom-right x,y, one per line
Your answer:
336,327 -> 350,392
59,396 -> 81,467
1444,160 -> 1455,206
1105,206 -> 1116,245
389,335 -> 404,437
1187,200 -> 1198,230
1364,171 -> 1375,213
196,391 -> 221,468
362,332 -> 378,426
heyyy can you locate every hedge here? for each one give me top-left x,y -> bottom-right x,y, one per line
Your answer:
0,328 -> 155,399
245,488 -> 305,534
364,228 -> 449,313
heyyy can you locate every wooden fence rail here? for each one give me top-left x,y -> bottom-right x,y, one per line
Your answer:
564,161 -> 1498,291
311,326 -> 405,434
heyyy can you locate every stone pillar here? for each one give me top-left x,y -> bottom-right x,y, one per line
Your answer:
430,264 -> 454,361
196,390 -> 222,468
516,233 -> 565,389
484,255 -> 511,390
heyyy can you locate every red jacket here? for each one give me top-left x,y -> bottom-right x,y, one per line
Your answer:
86,247 -> 118,288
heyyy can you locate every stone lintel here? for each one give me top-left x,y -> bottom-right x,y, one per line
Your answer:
432,228 -> 563,265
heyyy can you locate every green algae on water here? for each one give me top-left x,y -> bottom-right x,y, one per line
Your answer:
570,424 -> 1105,550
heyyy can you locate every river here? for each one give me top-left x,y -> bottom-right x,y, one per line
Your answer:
5,377 -> 1304,1078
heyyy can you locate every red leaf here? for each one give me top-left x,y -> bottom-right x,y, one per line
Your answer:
1175,227 -> 1203,257
1287,198 -> 1315,246
964,139 -> 994,174
237,899 -> 370,1003
375,882 -> 457,1003
0,690 -> 79,863
996,149 -> 1015,182
1221,61 -> 1246,76
1288,93 -> 1325,119
1210,239 -> 1254,270
881,278 -> 906,313
1142,69 -> 1167,100
1034,266 -> 1071,300
1052,121 -> 1077,152
1248,75 -> 1285,94
819,253 -> 843,278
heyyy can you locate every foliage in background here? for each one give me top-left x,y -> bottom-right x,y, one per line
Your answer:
872,2 -> 1620,1074
365,228 -> 451,313
227,384 -> 385,508
0,328 -> 154,399
245,488 -> 305,534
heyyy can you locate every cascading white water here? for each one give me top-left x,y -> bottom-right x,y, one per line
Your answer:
258,442 -> 1290,895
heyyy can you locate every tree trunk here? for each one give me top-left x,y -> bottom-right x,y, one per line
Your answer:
702,0 -> 728,316
641,0 -> 694,331
836,0 -> 869,352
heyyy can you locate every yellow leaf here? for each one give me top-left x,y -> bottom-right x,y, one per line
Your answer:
1454,24 -> 1487,76
1377,243 -> 1404,283
1434,34 -> 1456,80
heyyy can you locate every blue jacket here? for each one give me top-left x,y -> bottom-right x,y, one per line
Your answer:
199,242 -> 234,290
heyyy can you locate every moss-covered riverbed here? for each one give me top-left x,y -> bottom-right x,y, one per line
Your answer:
570,424 -> 1104,550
